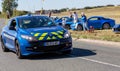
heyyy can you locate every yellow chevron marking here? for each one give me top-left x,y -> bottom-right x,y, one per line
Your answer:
34,33 -> 40,37
51,32 -> 63,39
57,31 -> 63,34
38,33 -> 47,40
52,36 -> 56,39
51,32 -> 58,35
47,37 -> 51,40
57,35 -> 63,38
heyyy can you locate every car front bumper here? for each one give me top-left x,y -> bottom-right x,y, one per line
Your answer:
19,38 -> 72,56
113,28 -> 120,33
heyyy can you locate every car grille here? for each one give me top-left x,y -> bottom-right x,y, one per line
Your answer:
26,44 -> 71,52
26,38 -> 72,52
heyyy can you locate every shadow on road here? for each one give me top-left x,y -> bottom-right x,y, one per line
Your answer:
25,47 -> 96,60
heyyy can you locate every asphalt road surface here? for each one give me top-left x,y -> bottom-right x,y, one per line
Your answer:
0,19 -> 120,71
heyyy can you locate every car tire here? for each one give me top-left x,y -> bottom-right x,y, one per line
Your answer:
77,25 -> 83,31
65,24 -> 70,29
15,41 -> 24,59
0,38 -> 9,52
102,23 -> 110,29
59,23 -> 62,26
62,50 -> 72,54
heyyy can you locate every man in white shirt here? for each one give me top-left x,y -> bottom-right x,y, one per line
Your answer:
73,12 -> 79,29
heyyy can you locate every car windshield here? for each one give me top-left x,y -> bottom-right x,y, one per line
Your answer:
18,16 -> 56,29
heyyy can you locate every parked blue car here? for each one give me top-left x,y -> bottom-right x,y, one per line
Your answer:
71,16 -> 115,31
113,24 -> 120,33
55,17 -> 74,29
0,15 -> 72,59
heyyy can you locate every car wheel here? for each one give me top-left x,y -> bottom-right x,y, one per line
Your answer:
103,23 -> 110,29
62,50 -> 72,54
59,23 -> 62,26
65,25 -> 70,29
0,38 -> 9,52
15,41 -> 24,59
77,25 -> 83,31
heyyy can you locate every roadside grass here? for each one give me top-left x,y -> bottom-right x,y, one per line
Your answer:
69,30 -> 120,42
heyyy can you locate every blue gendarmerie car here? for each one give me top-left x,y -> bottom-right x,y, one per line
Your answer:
0,15 -> 72,59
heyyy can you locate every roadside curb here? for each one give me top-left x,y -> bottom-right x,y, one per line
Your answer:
72,38 -> 120,47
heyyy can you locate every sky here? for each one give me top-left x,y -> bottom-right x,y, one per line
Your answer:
0,0 -> 120,12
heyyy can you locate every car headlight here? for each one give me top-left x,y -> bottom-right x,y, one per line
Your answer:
64,31 -> 71,38
21,35 -> 37,41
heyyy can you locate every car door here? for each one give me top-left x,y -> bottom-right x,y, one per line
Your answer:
88,17 -> 101,29
4,19 -> 17,49
2,20 -> 11,48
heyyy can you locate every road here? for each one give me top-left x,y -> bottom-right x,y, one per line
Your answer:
0,19 -> 120,71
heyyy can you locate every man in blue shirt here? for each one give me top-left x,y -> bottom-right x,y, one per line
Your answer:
81,12 -> 89,31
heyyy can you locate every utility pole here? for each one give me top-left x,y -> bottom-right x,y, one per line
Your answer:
40,0 -> 44,15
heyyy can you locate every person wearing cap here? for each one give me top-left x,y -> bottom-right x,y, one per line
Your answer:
81,12 -> 89,31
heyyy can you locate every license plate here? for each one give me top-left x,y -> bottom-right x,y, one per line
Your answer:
44,41 -> 60,46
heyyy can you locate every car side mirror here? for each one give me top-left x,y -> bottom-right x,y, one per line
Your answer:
9,26 -> 16,30
48,22 -> 52,25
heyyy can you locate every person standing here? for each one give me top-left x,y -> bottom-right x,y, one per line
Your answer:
73,12 -> 79,29
69,11 -> 73,18
81,12 -> 89,31
48,11 -> 52,18
48,11 -> 54,21
6,10 -> 10,19
62,18 -> 66,27
73,12 -> 78,23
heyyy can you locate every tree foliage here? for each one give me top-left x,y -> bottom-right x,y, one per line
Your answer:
2,0 -> 18,16
12,10 -> 29,17
59,8 -> 68,12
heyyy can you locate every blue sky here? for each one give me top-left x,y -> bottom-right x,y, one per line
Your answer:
0,0 -> 120,12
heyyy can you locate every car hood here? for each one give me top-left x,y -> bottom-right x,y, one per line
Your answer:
26,26 -> 64,33
19,26 -> 65,40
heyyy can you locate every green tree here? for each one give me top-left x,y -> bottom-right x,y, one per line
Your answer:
12,10 -> 29,17
2,0 -> 18,16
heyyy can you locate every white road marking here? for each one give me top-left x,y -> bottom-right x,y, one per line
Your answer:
69,55 -> 120,68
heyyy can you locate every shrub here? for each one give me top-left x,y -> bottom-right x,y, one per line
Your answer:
12,10 -> 29,17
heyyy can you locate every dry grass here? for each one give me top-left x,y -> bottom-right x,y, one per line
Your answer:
69,30 -> 120,42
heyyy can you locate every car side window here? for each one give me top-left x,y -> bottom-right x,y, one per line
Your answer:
58,18 -> 62,22
9,19 -> 16,30
67,18 -> 73,22
89,17 -> 101,21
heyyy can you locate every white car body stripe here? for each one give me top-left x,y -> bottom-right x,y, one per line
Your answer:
3,33 -> 15,40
